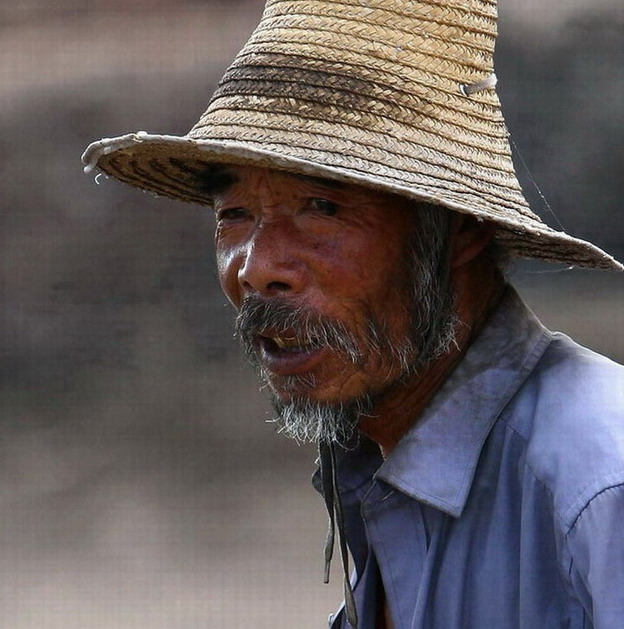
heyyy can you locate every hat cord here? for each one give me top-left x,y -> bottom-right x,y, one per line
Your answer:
319,440 -> 359,628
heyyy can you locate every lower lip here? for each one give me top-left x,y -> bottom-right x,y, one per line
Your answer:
258,343 -> 326,376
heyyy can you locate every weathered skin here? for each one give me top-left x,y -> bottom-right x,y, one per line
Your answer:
212,164 -> 501,454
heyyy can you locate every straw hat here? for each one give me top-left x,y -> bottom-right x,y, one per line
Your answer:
82,0 -> 621,270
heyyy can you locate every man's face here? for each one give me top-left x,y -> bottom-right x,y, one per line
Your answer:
212,165 -> 423,397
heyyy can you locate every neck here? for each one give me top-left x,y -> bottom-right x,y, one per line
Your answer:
359,262 -> 504,457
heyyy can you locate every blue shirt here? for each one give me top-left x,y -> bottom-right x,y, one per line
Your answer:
315,288 -> 624,629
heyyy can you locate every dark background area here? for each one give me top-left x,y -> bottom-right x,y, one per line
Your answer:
1,1 -> 622,627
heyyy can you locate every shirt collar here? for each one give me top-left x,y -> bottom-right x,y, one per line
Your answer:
376,287 -> 552,517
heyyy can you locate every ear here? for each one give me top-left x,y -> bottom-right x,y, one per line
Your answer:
449,214 -> 498,269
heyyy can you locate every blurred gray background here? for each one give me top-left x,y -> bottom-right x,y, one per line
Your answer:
1,1 -> 622,627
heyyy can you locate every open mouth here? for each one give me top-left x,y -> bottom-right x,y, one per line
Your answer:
255,333 -> 325,375
264,335 -> 313,352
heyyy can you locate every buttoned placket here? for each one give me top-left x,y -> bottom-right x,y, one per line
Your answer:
328,475 -> 449,629
363,479 -> 451,629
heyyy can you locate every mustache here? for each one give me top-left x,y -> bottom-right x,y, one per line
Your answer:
234,296 -> 362,363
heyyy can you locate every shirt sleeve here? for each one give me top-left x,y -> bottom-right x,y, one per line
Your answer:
566,482 -> 624,629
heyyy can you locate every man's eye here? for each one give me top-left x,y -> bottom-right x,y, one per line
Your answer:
308,198 -> 338,216
216,207 -> 249,222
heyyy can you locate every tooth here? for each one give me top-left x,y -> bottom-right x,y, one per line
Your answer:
273,336 -> 302,350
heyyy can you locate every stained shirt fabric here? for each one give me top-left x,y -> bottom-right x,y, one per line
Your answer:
314,287 -> 624,629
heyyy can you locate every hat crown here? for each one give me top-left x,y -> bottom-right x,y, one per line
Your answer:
192,0 -> 501,139
189,0 -> 530,230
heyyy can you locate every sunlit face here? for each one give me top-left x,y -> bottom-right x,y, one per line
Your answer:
211,165 -> 425,407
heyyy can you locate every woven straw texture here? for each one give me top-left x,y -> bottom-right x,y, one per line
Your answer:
82,0 -> 622,270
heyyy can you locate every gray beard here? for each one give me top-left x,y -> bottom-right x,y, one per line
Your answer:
236,203 -> 458,447
270,394 -> 374,446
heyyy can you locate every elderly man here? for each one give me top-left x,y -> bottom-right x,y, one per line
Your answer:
83,0 -> 624,627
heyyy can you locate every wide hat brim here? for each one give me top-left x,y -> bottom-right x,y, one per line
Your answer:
82,0 -> 622,271
82,132 -> 621,271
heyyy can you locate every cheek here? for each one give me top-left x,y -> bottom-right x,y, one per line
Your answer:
215,243 -> 243,307
338,237 -> 409,303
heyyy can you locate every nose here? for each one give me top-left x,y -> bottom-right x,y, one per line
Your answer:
237,221 -> 307,298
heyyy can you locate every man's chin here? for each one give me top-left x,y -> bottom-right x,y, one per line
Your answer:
264,373 -> 317,402
268,380 -> 351,409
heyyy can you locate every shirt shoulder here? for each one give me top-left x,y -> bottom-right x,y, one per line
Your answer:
503,333 -> 624,530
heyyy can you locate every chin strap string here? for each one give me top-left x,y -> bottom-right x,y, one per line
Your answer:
320,440 -> 358,628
